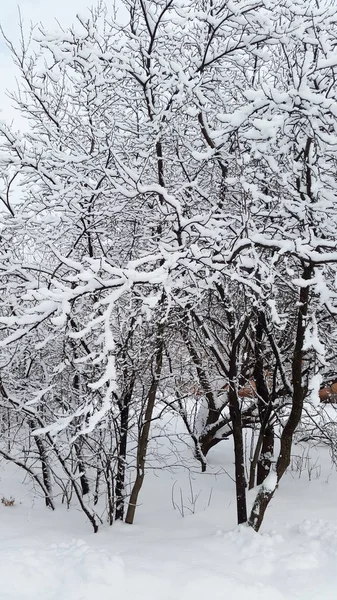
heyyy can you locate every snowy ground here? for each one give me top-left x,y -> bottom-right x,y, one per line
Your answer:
1,440 -> 337,600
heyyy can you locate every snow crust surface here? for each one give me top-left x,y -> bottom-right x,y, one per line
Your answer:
1,443 -> 337,600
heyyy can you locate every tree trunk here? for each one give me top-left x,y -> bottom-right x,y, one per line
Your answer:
115,381 -> 134,521
248,265 -> 312,531
228,384 -> 247,524
28,420 -> 54,509
74,439 -> 90,496
227,315 -> 251,525
254,309 -> 274,487
34,436 -> 54,508
257,425 -> 274,485
72,374 -> 90,496
125,330 -> 163,525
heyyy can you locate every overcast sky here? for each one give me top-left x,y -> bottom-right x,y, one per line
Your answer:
0,0 -> 98,122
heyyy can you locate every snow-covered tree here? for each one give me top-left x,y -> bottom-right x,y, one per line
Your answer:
1,0 -> 337,531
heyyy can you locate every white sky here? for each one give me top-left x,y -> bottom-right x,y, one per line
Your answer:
0,0 -> 99,122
